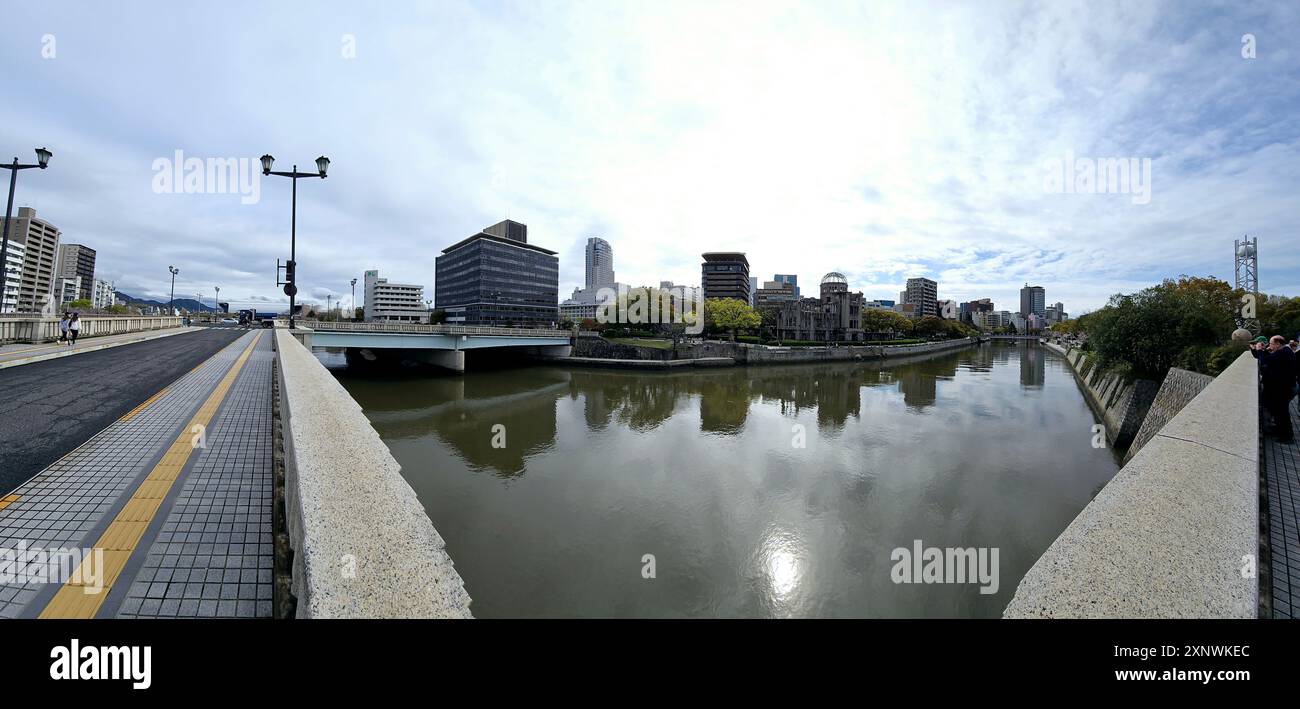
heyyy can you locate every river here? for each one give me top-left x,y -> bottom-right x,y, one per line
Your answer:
318,341 -> 1119,618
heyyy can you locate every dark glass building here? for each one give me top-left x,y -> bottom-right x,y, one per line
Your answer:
701,252 -> 750,302
435,219 -> 559,328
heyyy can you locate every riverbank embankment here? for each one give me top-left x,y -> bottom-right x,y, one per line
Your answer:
550,336 -> 978,369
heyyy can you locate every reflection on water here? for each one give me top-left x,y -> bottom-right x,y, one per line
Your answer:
322,342 -> 1119,618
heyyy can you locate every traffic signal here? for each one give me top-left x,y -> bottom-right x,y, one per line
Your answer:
284,259 -> 296,283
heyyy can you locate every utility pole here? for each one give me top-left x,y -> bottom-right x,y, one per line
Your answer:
168,266 -> 178,316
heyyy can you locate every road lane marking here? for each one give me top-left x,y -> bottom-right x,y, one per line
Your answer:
38,332 -> 263,619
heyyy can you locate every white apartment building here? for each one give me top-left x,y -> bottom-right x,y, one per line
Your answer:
363,269 -> 427,323
2,239 -> 26,313
93,278 -> 117,309
55,276 -> 82,306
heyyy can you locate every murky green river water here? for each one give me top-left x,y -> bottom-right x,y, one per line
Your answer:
320,341 -> 1118,618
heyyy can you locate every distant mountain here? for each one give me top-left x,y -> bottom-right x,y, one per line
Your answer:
115,291 -> 217,312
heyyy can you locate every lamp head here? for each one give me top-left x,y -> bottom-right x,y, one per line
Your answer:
259,154 -> 275,175
315,155 -> 330,177
35,147 -> 52,168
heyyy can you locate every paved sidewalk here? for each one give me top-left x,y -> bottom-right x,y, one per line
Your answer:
0,330 -> 274,619
1262,398 -> 1300,619
0,326 -> 205,369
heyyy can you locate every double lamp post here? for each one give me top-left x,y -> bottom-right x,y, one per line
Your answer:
260,154 -> 328,329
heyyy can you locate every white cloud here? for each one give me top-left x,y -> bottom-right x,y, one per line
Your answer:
2,0 -> 1297,314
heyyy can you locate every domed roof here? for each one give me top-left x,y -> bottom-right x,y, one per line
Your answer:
821,272 -> 847,285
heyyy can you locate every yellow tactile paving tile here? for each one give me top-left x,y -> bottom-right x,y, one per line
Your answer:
134,480 -> 172,500
118,498 -> 164,523
38,332 -> 263,619
0,494 -> 18,511
99,520 -> 149,552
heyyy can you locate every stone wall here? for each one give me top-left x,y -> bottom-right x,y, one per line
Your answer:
1123,367 -> 1214,464
571,336 -> 977,367
1004,351 -> 1259,618
572,337 -> 674,361
1045,341 -> 1158,449
274,329 -> 472,618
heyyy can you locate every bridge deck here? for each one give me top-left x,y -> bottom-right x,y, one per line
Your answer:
0,330 -> 274,619
1263,399 -> 1300,619
0,326 -> 201,369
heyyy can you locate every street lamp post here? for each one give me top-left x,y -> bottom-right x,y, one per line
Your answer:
425,298 -> 432,325
168,266 -> 178,316
327,294 -> 332,321
214,286 -> 220,318
260,154 -> 328,329
1,147 -> 52,314
351,278 -> 357,321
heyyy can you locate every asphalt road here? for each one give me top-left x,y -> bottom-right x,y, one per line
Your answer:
0,328 -> 245,495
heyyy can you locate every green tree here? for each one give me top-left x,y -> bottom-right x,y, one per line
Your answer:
861,308 -> 914,336
1087,277 -> 1236,381
704,298 -> 761,340
914,315 -> 946,338
65,299 -> 92,311
1053,318 -> 1082,335
1259,294 -> 1300,339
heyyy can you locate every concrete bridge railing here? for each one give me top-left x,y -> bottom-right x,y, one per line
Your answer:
298,320 -> 565,338
0,316 -> 183,344
1004,351 -> 1259,618
273,329 -> 473,618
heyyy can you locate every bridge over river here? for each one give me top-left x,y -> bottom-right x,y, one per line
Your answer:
0,323 -> 1293,618
292,320 -> 572,372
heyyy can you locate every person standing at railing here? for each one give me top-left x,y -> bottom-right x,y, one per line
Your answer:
58,312 -> 70,344
1252,335 -> 1295,443
67,312 -> 81,346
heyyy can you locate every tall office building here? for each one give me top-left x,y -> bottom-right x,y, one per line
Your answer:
2,239 -> 26,313
584,237 -> 614,289
754,280 -> 797,311
3,207 -> 61,313
960,298 -> 994,325
774,274 -> 799,298
55,243 -> 96,302
701,252 -> 751,302
904,277 -> 938,318
436,219 -> 559,327
1019,284 -> 1046,318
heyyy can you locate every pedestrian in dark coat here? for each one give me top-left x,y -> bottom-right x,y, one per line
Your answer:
1253,335 -> 1296,442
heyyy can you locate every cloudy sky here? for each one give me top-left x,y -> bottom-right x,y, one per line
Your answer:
3,0 -> 1298,314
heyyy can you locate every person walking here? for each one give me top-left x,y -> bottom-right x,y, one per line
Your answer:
58,312 -> 70,344
1252,335 -> 1296,443
68,312 -> 81,347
